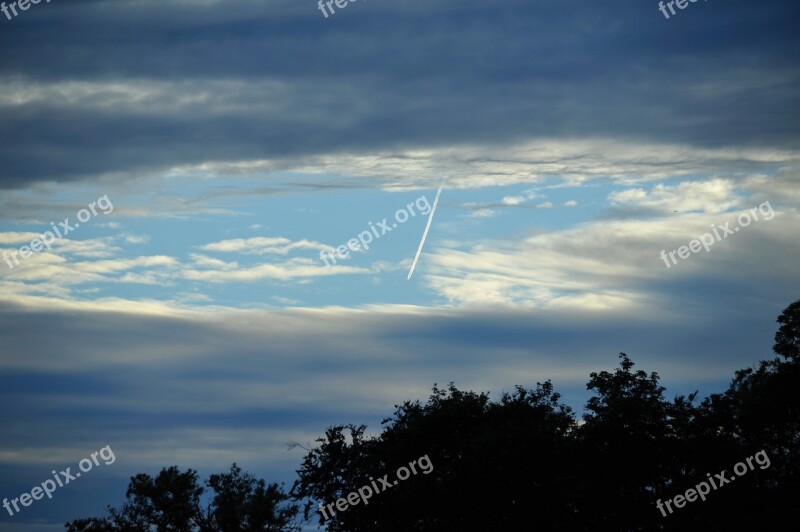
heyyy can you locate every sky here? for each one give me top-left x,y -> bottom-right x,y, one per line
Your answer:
0,0 -> 799,529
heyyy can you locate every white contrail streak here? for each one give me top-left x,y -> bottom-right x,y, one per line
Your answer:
407,180 -> 444,280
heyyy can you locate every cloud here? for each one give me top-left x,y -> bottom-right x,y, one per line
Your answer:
1,0 -> 798,188
742,166 -> 800,204
189,253 -> 239,270
501,195 -> 525,206
608,178 -> 742,214
462,188 -> 546,215
182,258 -> 367,282
423,208 -> 800,308
0,232 -> 43,244
123,234 -> 151,245
198,236 -> 329,255
470,208 -> 497,218
0,249 -> 179,289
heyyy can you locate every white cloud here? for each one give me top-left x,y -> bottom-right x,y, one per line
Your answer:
0,232 -> 42,245
124,234 -> 151,245
608,179 -> 741,214
189,253 -> 239,270
0,252 -> 179,288
105,138 -> 800,193
741,166 -> 800,204
96,222 -> 121,229
182,258 -> 368,282
501,195 -> 524,206
423,208 -> 800,309
199,236 -> 328,255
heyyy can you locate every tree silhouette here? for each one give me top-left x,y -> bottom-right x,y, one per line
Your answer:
774,299 -> 800,361
688,304 -> 800,529
207,464 -> 300,531
577,353 -> 688,528
292,382 -> 576,531
65,464 -> 298,531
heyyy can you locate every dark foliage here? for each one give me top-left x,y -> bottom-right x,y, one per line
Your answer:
65,464 -> 299,531
774,299 -> 800,361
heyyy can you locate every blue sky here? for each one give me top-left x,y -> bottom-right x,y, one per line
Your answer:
0,0 -> 799,529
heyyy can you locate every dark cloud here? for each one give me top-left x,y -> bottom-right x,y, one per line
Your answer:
0,0 -> 798,187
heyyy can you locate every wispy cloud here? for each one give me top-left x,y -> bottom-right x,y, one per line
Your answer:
198,236 -> 328,255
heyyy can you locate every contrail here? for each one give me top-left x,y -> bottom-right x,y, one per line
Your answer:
407,180 -> 445,280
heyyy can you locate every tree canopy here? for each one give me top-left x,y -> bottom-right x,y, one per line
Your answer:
65,464 -> 299,532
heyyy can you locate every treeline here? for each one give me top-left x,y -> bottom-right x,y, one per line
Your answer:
67,300 -> 800,531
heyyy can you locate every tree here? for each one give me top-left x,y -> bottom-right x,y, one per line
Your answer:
691,359 -> 800,529
774,299 -> 800,361
576,353 -> 693,529
65,465 -> 299,532
292,382 -> 576,531
207,464 -> 299,531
